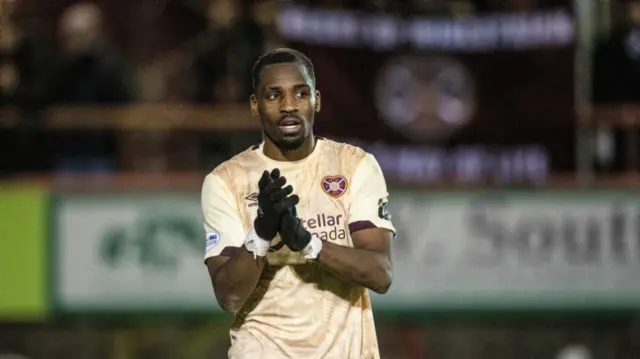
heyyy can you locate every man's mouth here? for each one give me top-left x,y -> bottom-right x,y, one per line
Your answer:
278,117 -> 302,134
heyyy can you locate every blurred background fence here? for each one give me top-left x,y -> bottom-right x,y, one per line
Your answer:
1,0 -> 640,358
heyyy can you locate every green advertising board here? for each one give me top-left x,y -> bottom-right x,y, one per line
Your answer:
0,186 -> 48,320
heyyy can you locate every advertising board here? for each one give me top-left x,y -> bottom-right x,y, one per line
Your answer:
52,193 -> 219,312
0,187 -> 48,320
377,191 -> 640,310
52,190 -> 640,313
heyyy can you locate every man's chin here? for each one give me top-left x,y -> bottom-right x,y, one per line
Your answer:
275,134 -> 306,151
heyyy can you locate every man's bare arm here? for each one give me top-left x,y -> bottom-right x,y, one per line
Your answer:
314,227 -> 393,294
205,246 -> 265,314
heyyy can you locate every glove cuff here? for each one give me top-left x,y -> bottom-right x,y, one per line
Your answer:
302,234 -> 323,260
244,226 -> 271,258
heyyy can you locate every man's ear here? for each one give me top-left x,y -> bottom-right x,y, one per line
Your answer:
250,94 -> 258,116
315,90 -> 321,113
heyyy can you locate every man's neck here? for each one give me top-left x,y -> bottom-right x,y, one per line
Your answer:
263,135 -> 316,162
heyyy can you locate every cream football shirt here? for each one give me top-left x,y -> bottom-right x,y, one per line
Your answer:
202,138 -> 395,359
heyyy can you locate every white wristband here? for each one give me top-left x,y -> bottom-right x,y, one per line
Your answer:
303,235 -> 323,260
244,227 -> 270,258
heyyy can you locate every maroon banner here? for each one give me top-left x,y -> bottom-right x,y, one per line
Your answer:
277,7 -> 576,184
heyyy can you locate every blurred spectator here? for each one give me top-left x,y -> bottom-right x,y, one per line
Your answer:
251,0 -> 283,50
190,0 -> 265,103
0,0 -> 51,175
47,2 -> 133,173
592,1 -> 640,104
48,1 -> 133,105
590,1 -> 640,174
0,3 -> 49,111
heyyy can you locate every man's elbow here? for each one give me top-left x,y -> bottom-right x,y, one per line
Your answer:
217,297 -> 244,314
219,301 -> 241,314
215,293 -> 245,314
371,263 -> 393,294
372,275 -> 392,294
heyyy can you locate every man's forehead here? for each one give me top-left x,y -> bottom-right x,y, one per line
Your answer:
260,62 -> 312,88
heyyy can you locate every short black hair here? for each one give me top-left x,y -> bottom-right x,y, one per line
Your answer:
251,48 -> 315,91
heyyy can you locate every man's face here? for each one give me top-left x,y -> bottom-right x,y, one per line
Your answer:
250,62 -> 320,150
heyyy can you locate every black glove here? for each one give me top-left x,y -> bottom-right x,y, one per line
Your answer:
279,205 -> 313,252
254,169 -> 299,241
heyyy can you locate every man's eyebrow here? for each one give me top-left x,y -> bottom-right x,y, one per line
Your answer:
264,83 -> 310,91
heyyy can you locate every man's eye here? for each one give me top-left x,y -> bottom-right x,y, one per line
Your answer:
267,93 -> 279,100
297,92 -> 309,98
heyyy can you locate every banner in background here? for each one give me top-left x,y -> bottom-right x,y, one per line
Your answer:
276,6 -> 575,184
377,190 -> 640,310
52,193 -> 219,313
0,187 -> 48,320
52,191 -> 640,313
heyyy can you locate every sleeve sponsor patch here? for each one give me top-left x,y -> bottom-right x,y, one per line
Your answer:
205,232 -> 220,252
378,198 -> 391,220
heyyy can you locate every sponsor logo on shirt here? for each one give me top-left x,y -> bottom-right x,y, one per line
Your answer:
302,213 -> 348,241
245,192 -> 259,207
269,213 -> 348,252
378,197 -> 391,220
205,232 -> 220,252
320,175 -> 348,198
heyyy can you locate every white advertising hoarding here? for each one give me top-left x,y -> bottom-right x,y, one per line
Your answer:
53,194 -> 218,312
52,191 -> 640,312
376,191 -> 640,310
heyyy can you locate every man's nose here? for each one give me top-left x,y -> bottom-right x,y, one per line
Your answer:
280,93 -> 297,112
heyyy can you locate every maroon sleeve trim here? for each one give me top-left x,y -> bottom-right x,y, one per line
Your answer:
348,220 -> 377,233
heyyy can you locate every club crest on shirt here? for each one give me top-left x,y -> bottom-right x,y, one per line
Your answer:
321,175 -> 348,198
